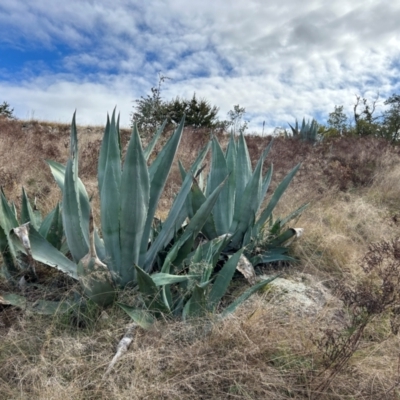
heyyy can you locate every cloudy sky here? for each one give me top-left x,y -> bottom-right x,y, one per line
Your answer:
1,0 -> 400,133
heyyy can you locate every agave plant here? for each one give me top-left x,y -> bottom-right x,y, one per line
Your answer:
180,133 -> 308,267
2,110 -> 238,307
119,236 -> 279,326
0,187 -> 66,282
47,110 -> 232,295
289,118 -> 321,143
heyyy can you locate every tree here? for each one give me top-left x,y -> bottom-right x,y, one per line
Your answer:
382,94 -> 400,142
353,94 -> 381,136
0,101 -> 15,119
327,105 -> 348,135
130,74 -> 171,133
227,104 -> 248,134
131,76 -> 221,135
166,93 -> 220,128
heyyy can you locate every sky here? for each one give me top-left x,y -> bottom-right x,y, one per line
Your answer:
1,0 -> 400,133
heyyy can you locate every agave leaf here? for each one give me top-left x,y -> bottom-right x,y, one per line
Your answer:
160,175 -> 229,273
288,122 -> 297,136
0,293 -> 73,315
256,140 -> 274,206
143,120 -> 167,160
118,303 -> 155,329
229,139 -> 273,242
178,161 -> 195,215
38,203 -> 63,250
208,248 -> 244,311
189,235 -> 230,268
224,132 -> 237,227
173,233 -> 197,270
100,111 -> 122,280
46,160 -> 91,226
151,273 -> 199,286
94,230 -> 106,261
0,293 -> 26,307
268,228 -> 298,247
0,189 -> 19,232
279,202 -> 309,227
119,124 -> 150,285
31,299 -> 74,315
230,152 -> 263,246
63,159 -> 88,262
180,162 -> 218,240
221,275 -> 279,318
143,141 -> 211,272
234,132 -> 252,218
10,226 -> 78,279
139,118 -> 185,264
259,165 -> 273,209
0,224 -> 17,278
116,111 -> 122,157
70,111 -> 78,158
148,117 -> 185,182
134,265 -> 169,313
0,190 -> 20,272
98,115 -> 111,195
21,188 -> 40,230
249,249 -> 294,266
39,204 -> 56,237
183,284 -> 208,320
207,138 -> 231,235
255,163 -> 301,231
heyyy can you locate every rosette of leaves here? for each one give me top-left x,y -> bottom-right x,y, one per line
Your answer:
0,188 -> 77,314
0,187 -> 67,282
289,118 -> 321,143
45,110 -> 221,292
119,235 -> 279,326
1,112 -> 231,305
180,133 -> 308,266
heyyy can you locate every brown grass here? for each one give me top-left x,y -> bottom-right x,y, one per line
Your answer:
2,119 -> 400,399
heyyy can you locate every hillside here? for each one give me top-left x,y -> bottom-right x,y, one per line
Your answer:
1,117 -> 400,399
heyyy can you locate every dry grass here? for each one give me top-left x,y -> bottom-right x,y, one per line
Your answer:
2,119 -> 400,399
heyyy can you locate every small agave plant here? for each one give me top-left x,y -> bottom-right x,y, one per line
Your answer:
180,133 -> 308,267
0,187 -> 70,282
289,118 -> 322,143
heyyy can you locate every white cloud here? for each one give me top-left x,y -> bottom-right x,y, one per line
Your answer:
0,0 -> 400,132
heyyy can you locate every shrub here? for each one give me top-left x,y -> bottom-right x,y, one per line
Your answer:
0,101 -> 15,119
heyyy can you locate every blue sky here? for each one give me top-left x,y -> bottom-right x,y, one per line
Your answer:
1,0 -> 400,133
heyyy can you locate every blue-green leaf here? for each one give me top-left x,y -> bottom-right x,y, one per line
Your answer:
139,118 -> 185,264
63,159 -> 88,262
255,163 -> 301,231
144,120 -> 167,161
209,248 -> 244,311
119,124 -> 150,286
100,112 -> 122,280
221,276 -> 279,318
118,303 -> 155,329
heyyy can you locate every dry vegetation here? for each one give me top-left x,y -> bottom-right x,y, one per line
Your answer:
2,118 -> 400,399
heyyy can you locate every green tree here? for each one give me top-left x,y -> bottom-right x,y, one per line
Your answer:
227,104 -> 248,134
382,94 -> 400,142
131,77 -> 220,134
327,105 -> 348,135
130,75 -> 171,133
166,93 -> 220,128
0,101 -> 15,119
353,94 -> 381,136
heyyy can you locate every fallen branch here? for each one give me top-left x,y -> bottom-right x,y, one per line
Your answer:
103,323 -> 137,378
